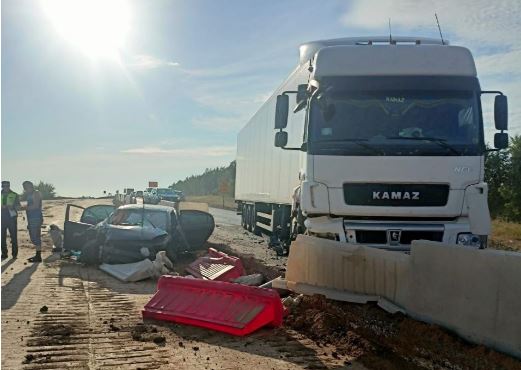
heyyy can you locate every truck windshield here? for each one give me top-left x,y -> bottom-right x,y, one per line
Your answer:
308,91 -> 482,156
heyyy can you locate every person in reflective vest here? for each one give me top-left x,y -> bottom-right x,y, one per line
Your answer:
1,180 -> 20,259
22,181 -> 44,263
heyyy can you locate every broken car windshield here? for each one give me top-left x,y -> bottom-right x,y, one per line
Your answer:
109,209 -> 168,231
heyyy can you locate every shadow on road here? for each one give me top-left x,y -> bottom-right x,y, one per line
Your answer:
1,263 -> 38,310
1,258 -> 16,273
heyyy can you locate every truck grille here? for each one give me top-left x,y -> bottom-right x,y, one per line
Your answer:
355,230 -> 387,244
344,183 -> 449,207
345,222 -> 445,247
354,230 -> 443,245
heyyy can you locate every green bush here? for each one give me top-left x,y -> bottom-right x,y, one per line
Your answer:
20,181 -> 56,200
486,135 -> 521,222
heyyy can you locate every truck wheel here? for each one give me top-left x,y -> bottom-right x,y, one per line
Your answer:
241,206 -> 247,229
252,205 -> 261,236
246,205 -> 253,232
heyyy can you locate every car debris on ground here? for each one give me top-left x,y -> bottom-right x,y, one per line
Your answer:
232,273 -> 264,286
59,204 -> 299,336
48,224 -> 63,253
99,251 -> 175,282
142,275 -> 284,336
185,248 -> 245,281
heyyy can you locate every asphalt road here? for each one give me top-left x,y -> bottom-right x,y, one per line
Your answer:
209,207 -> 241,226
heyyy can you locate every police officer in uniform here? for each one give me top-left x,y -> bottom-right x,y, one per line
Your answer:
1,181 -> 20,259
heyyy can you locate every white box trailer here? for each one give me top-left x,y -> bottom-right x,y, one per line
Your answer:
235,36 -> 509,254
236,65 -> 308,205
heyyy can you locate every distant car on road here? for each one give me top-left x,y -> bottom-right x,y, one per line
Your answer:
143,188 -> 160,204
154,188 -> 184,202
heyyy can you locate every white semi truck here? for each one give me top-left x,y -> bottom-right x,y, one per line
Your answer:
235,36 -> 508,254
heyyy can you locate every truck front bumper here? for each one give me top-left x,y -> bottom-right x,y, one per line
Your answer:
304,216 -> 485,250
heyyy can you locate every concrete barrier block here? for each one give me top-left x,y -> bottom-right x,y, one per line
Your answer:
408,241 -> 521,358
284,235 -> 409,306
281,236 -> 521,359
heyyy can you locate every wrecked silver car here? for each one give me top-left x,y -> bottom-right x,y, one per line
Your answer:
63,204 -> 215,264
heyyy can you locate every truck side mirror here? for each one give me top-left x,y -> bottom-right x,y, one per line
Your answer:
275,95 -> 289,129
494,132 -> 509,149
274,131 -> 288,147
293,84 -> 308,113
494,95 -> 508,131
296,84 -> 307,105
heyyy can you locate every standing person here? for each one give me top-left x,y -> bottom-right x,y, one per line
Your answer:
1,181 -> 20,259
22,181 -> 43,262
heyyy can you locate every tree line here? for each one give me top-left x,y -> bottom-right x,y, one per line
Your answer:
170,161 -> 236,197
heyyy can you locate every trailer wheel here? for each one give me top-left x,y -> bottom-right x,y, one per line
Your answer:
246,205 -> 253,232
241,205 -> 247,229
252,205 -> 261,236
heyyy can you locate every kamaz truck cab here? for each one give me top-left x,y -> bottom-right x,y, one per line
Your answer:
271,37 -> 508,250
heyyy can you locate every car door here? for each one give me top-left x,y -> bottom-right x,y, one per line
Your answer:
177,210 -> 215,250
63,204 -> 115,250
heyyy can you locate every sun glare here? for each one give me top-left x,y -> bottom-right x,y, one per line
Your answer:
42,0 -> 130,60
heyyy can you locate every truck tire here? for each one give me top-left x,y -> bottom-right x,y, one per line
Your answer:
241,205 -> 247,229
246,205 -> 253,232
252,205 -> 261,236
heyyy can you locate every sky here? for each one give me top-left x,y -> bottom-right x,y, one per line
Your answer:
1,0 -> 520,197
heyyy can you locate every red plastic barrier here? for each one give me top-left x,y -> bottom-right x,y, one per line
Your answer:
142,275 -> 283,336
186,248 -> 245,281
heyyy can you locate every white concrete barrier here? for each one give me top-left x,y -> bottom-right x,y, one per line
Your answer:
159,200 -> 209,213
273,235 -> 521,359
179,202 -> 209,213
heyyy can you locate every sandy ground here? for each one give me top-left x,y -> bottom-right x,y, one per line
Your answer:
1,199 -> 360,370
2,199 -> 520,369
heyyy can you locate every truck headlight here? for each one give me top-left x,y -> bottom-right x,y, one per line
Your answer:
457,233 -> 485,248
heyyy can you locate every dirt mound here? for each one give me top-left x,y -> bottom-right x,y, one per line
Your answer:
285,295 -> 521,370
131,323 -> 166,346
29,323 -> 75,346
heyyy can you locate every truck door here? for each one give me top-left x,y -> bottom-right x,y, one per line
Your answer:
63,204 -> 114,250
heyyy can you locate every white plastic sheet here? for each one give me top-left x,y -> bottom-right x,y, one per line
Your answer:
99,251 -> 174,282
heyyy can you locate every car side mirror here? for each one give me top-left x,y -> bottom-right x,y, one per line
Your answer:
494,132 -> 509,149
494,95 -> 508,131
275,95 -> 289,129
274,131 -> 288,147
